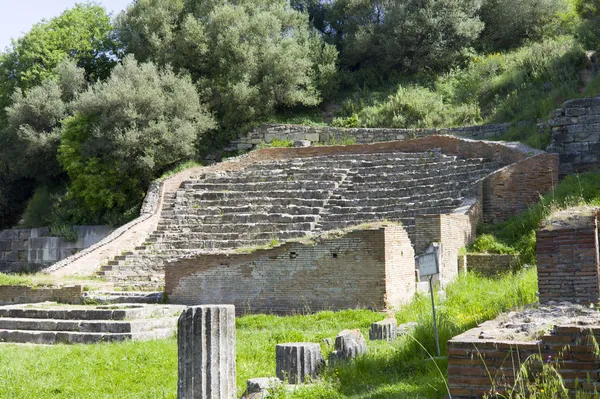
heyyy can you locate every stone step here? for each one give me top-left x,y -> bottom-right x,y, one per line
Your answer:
164,213 -> 319,225
0,305 -> 184,321
324,199 -> 463,215
152,230 -> 309,244
335,185 -> 466,200
321,206 -> 459,222
157,222 -> 315,234
170,197 -> 327,209
319,220 -> 417,233
160,204 -> 322,217
183,181 -> 339,191
257,155 -> 459,169
0,316 -> 177,333
200,172 -> 346,185
350,167 -> 497,185
0,327 -> 175,345
82,291 -> 164,304
189,189 -> 332,201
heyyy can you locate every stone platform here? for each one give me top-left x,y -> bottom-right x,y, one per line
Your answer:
0,302 -> 185,344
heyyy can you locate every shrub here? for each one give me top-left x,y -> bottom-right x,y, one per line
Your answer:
58,55 -> 215,223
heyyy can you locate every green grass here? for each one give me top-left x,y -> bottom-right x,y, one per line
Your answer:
0,273 -> 33,286
470,172 -> 600,264
0,269 -> 537,398
158,160 -> 203,181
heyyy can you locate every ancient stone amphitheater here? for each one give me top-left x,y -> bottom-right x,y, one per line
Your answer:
38,136 -> 556,313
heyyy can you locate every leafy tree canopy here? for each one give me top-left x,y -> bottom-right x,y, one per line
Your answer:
117,0 -> 337,137
58,55 -> 215,221
0,2 -> 120,126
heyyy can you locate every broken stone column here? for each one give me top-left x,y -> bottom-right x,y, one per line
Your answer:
329,329 -> 367,365
276,343 -> 324,384
369,319 -> 397,341
178,305 -> 236,399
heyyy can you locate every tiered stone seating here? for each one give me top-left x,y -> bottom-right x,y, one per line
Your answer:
96,151 -> 501,289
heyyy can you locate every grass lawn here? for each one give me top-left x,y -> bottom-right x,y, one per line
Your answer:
0,269 -> 537,398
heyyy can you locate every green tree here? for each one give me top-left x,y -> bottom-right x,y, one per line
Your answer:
58,55 -> 215,222
479,0 -> 569,50
117,0 -> 337,138
0,3 -> 120,126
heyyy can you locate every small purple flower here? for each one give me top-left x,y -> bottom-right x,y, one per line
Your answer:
547,355 -> 552,363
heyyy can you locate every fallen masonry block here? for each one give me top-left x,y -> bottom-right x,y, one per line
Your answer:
369,318 -> 397,341
245,377 -> 281,398
276,342 -> 324,384
178,305 -> 236,399
329,329 -> 368,365
397,322 -> 418,337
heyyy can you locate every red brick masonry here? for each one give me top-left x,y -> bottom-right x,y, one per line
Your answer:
448,324 -> 600,398
537,213 -> 600,305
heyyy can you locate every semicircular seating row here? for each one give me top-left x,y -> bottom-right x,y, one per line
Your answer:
96,151 -> 502,289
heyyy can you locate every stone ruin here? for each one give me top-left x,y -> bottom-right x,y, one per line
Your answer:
158,136 -> 556,312
447,207 -> 600,398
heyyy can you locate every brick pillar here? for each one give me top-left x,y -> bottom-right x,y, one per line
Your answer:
178,305 -> 236,399
537,214 -> 600,304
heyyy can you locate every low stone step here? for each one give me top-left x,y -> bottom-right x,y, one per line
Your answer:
0,316 -> 177,333
183,181 -> 338,192
0,327 -> 175,345
0,304 -> 184,321
200,172 -> 346,185
166,213 -> 318,225
154,230 -> 309,243
167,204 -> 322,217
190,189 -> 332,201
158,222 -> 315,234
171,197 -> 326,209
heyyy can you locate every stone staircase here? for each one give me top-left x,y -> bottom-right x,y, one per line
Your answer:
0,303 -> 185,344
96,151 -> 502,290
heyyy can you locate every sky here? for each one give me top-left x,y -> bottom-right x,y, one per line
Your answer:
0,0 -> 132,50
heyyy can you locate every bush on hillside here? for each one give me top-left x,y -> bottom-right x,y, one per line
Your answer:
58,55 -> 215,223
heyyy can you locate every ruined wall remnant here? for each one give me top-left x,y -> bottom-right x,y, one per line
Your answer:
547,96 -> 600,177
0,226 -> 114,272
536,207 -> 600,305
165,226 -> 415,313
458,254 -> 520,277
226,123 -> 519,151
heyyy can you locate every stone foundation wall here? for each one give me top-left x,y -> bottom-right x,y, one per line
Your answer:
448,325 -> 600,398
547,96 -> 600,177
459,254 -> 520,277
536,213 -> 600,304
0,226 -> 114,272
0,285 -> 82,305
165,226 -> 415,313
227,123 -> 516,151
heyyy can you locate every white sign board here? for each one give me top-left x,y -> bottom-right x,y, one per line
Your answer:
417,252 -> 439,277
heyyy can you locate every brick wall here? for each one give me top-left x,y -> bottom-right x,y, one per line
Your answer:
165,226 -> 415,313
536,214 -> 600,304
483,153 -> 559,223
459,254 -> 519,277
448,325 -> 600,398
226,123 -> 520,151
414,206 -> 478,285
547,96 -> 600,177
0,285 -> 82,305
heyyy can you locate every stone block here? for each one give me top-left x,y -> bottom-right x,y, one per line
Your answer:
294,140 -> 311,148
369,319 -> 397,341
276,343 -> 324,384
397,322 -> 418,336
178,305 -> 236,399
329,329 -> 367,364
246,377 -> 280,394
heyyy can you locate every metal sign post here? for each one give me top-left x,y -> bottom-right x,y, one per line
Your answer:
416,244 -> 442,357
